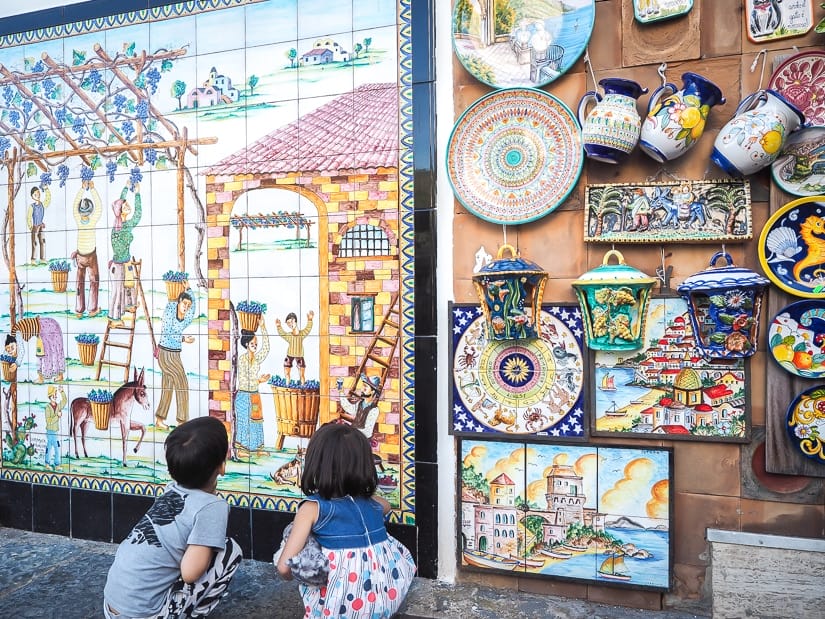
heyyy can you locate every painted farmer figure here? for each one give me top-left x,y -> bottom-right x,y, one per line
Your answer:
27,184 -> 51,263
627,187 -> 652,232
235,324 -> 271,455
339,374 -> 382,444
71,180 -> 103,318
44,385 -> 67,470
275,310 -> 314,383
155,289 -> 196,430
108,183 -> 142,325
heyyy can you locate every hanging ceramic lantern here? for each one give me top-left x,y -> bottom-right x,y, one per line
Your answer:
572,249 -> 656,351
472,244 -> 548,341
677,251 -> 769,359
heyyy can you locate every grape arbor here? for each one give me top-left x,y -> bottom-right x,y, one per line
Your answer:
230,211 -> 314,250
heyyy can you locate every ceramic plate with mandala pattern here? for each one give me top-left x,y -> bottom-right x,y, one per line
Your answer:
786,385 -> 825,463
770,51 -> 825,126
450,302 -> 586,439
758,195 -> 825,298
446,88 -> 583,225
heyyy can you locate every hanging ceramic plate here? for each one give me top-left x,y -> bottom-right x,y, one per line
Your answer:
785,385 -> 825,463
759,195 -> 825,298
633,0 -> 693,24
768,300 -> 825,378
769,50 -> 825,126
446,88 -> 583,225
451,0 -> 595,88
771,126 -> 825,197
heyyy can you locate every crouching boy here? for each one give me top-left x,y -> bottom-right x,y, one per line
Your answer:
103,416 -> 241,618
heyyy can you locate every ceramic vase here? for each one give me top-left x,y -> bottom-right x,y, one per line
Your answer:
578,78 -> 648,164
639,72 -> 726,162
571,249 -> 656,351
677,252 -> 769,359
711,89 -> 805,177
472,244 -> 548,341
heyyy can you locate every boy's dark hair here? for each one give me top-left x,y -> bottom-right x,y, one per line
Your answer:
300,422 -> 377,499
177,290 -> 194,304
5,334 -> 15,346
30,186 -> 40,197
285,312 -> 297,323
165,416 -> 227,489
240,329 -> 255,349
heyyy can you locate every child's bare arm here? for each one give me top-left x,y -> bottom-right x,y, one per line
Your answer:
373,495 -> 391,515
180,544 -> 216,583
276,501 -> 319,579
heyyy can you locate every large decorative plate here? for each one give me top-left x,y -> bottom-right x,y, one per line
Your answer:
759,195 -> 825,298
769,51 -> 825,126
771,126 -> 825,197
451,0 -> 595,89
786,385 -> 825,463
446,88 -> 583,225
769,300 -> 825,378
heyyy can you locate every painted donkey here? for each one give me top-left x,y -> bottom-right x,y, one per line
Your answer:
70,367 -> 151,466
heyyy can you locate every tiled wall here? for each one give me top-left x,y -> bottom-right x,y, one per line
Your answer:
0,0 -> 438,576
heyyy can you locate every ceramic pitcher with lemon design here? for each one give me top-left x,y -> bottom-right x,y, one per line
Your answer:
711,89 -> 805,177
639,72 -> 725,162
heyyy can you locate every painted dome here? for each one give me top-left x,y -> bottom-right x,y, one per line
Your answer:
674,368 -> 702,390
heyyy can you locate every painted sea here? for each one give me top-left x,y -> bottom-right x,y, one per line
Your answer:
595,366 -> 649,413
537,528 -> 669,589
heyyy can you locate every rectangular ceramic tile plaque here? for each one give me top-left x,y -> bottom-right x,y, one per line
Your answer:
584,180 -> 752,244
746,0 -> 813,43
591,297 -> 750,442
458,437 -> 672,590
633,0 -> 693,24
450,302 -> 587,441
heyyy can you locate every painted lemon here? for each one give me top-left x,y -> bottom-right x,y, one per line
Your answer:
772,343 -> 795,363
680,106 -> 702,129
690,118 -> 706,139
760,129 -> 782,154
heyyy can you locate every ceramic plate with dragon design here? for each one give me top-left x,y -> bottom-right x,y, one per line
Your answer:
446,88 -> 583,225
759,196 -> 825,298
770,51 -> 825,126
786,385 -> 825,463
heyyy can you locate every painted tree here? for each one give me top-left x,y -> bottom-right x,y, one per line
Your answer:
453,0 -> 473,33
286,48 -> 297,68
247,74 -> 259,95
170,79 -> 186,109
363,37 -> 372,52
353,42 -> 363,59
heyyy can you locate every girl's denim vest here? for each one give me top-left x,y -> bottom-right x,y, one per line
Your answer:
307,495 -> 388,549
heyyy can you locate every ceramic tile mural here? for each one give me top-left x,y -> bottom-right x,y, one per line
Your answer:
0,0 -> 417,523
592,297 -> 749,442
450,302 -> 587,440
458,438 -> 672,590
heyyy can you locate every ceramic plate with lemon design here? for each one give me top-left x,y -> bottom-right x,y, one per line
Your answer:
769,300 -> 825,379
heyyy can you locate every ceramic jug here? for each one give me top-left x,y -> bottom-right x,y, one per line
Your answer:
711,89 -> 805,177
639,72 -> 725,162
578,78 -> 648,164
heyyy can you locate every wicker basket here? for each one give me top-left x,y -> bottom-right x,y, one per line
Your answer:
1,360 -> 14,381
237,310 -> 262,333
165,280 -> 187,302
77,341 -> 98,366
90,400 -> 112,431
51,269 -> 69,293
273,386 -> 320,441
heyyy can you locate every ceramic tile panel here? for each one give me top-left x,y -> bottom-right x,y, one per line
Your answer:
0,0 -> 422,534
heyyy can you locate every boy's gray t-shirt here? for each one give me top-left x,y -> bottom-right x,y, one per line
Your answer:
104,482 -> 229,616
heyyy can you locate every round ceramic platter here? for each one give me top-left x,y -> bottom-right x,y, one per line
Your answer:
785,385 -> 825,462
771,126 -> 825,197
446,88 -> 583,225
768,300 -> 825,378
758,195 -> 825,298
451,0 -> 595,89
769,50 -> 825,126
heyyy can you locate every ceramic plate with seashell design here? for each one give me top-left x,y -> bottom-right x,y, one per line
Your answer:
759,195 -> 825,298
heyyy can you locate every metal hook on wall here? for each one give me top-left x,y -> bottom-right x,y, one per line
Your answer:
750,49 -> 768,90
657,62 -> 668,88
584,48 -> 598,93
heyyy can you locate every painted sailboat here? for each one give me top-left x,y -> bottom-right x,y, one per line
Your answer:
603,401 -> 627,417
462,549 -> 519,570
600,372 -> 617,391
597,553 -> 631,581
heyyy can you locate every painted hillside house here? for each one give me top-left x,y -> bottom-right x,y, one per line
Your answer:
300,38 -> 350,65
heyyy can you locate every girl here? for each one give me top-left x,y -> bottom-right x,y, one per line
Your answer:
276,422 -> 416,618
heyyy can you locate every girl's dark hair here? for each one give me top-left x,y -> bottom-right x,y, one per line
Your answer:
240,329 -> 255,349
300,422 -> 377,499
165,416 -> 227,489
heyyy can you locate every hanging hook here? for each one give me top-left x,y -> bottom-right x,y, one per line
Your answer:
657,246 -> 674,294
657,62 -> 668,88
502,223 -> 508,247
750,50 -> 768,90
584,48 -> 598,93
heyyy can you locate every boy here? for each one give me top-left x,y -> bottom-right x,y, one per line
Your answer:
275,309 -> 314,383
103,416 -> 241,618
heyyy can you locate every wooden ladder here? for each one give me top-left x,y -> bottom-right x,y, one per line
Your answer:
350,292 -> 401,396
96,259 -> 156,383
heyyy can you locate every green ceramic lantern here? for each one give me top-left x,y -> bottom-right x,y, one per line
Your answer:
572,249 -> 656,351
472,244 -> 548,341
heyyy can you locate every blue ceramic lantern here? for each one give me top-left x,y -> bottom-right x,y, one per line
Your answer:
677,252 -> 769,359
572,250 -> 656,351
472,244 -> 548,341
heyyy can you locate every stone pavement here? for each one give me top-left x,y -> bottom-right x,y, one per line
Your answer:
0,527 -> 710,618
